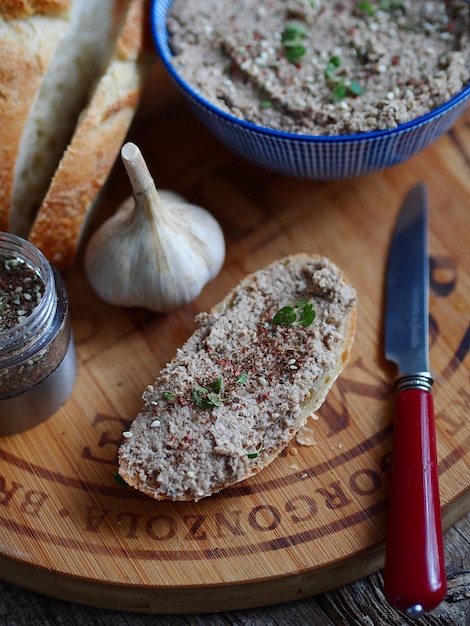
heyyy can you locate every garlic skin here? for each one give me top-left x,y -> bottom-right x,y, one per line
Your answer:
84,143 -> 225,312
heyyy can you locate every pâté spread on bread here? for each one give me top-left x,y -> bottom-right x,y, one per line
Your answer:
119,255 -> 357,501
167,0 -> 470,135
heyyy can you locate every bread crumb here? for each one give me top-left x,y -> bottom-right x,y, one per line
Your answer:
295,426 -> 317,447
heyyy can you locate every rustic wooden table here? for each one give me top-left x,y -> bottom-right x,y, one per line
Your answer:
1,62 -> 469,625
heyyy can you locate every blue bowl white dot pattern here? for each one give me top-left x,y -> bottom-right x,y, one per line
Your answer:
152,0 -> 470,180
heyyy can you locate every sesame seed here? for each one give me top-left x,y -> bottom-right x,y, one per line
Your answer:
150,419 -> 161,428
122,431 -> 133,438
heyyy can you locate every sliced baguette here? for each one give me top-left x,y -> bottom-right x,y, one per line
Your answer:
0,2 -> 69,20
28,0 -> 153,270
8,0 -> 126,237
118,254 -> 358,501
0,1 -> 72,232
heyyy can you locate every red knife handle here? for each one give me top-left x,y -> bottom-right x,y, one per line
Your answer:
384,385 -> 446,617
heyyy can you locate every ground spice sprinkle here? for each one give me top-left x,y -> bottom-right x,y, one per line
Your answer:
0,254 -> 45,332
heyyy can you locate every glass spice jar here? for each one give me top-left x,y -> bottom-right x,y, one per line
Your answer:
0,232 -> 77,435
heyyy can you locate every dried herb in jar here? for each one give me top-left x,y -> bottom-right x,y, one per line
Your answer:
0,254 -> 45,332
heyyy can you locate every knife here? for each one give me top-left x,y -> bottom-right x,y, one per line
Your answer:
383,183 -> 446,617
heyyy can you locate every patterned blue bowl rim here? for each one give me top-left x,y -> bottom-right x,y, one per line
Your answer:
151,0 -> 470,143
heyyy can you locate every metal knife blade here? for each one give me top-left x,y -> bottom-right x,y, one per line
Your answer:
383,184 -> 446,618
385,183 -> 430,377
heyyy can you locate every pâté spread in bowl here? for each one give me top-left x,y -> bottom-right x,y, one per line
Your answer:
166,0 -> 470,136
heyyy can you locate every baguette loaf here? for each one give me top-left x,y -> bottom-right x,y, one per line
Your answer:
6,0 -> 124,237
29,0 -> 153,270
118,254 -> 357,501
0,0 -> 152,270
0,1 -> 72,232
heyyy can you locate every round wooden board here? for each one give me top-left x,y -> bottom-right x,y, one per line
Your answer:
1,63 -> 470,614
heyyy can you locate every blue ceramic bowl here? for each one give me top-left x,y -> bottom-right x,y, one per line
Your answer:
151,0 -> 470,180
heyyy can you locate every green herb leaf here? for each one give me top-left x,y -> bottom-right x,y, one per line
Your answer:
247,444 -> 263,459
357,1 -> 376,16
192,379 -> 226,409
237,373 -> 248,384
163,391 -> 177,402
332,82 -> 348,102
348,80 -> 365,97
272,302 -> 316,327
207,392 -> 223,408
272,306 -> 298,326
284,44 -> 306,63
192,385 -> 210,408
358,1 -> 406,15
380,0 -> 406,13
297,302 -> 316,327
211,377 -> 223,394
324,56 -> 341,80
281,22 -> 307,44
281,21 -> 307,63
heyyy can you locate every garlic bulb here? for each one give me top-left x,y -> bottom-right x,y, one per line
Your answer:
84,142 -> 225,312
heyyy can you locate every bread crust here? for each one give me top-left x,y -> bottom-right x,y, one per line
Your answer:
118,254 -> 358,501
0,8 -> 70,230
28,0 -> 153,270
0,0 -> 69,20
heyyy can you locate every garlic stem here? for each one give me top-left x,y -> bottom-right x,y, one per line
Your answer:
121,142 -> 154,196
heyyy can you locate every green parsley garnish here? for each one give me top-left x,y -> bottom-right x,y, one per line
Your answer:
163,391 -> 177,402
324,56 -> 364,102
272,301 -> 316,328
211,377 -> 223,394
247,444 -> 263,459
357,1 -> 406,16
332,80 -> 365,102
281,22 -> 307,63
192,378 -> 225,409
192,386 -> 220,409
237,373 -> 248,384
324,55 -> 341,80
357,1 -> 376,16
348,80 -> 365,96
332,82 -> 348,102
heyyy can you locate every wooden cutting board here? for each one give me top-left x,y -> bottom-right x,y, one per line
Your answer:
1,62 -> 469,614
